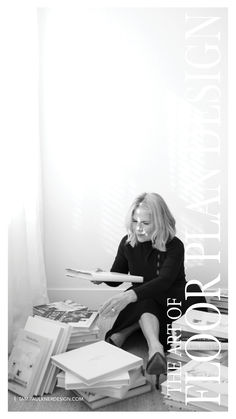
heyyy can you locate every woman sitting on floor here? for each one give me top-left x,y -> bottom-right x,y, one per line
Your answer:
96,192 -> 205,389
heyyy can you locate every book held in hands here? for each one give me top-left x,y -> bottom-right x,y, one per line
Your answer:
66,268 -> 143,283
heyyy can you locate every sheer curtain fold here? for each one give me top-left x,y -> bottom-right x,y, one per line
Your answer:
8,7 -> 48,352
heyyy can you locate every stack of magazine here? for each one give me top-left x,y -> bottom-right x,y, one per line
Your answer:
52,340 -> 152,409
167,310 -> 228,368
208,289 -> 228,315
163,309 -> 228,411
161,359 -> 228,412
8,315 -> 72,397
33,300 -> 100,350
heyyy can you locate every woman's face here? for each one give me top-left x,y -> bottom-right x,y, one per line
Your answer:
132,206 -> 154,242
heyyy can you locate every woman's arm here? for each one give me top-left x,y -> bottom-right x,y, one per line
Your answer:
134,238 -> 185,301
104,236 -> 129,287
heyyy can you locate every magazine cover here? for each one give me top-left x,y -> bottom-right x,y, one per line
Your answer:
6,0 -> 233,416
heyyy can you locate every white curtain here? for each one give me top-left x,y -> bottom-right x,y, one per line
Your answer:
7,5 -> 48,352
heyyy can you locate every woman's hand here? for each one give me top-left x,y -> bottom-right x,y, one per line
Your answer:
99,290 -> 137,317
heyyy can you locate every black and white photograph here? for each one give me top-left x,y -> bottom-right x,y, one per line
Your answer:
3,0 -> 235,415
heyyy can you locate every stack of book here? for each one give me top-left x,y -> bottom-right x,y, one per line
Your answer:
161,359 -> 228,412
166,348 -> 227,368
68,322 -> 100,351
208,289 -> 228,315
52,340 -> 152,409
163,309 -> 228,411
33,300 -> 100,350
8,315 -> 72,397
167,309 -> 228,368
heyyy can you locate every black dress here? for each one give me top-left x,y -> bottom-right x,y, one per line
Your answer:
105,235 -> 206,350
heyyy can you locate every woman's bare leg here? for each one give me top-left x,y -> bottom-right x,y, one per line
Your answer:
108,322 -> 140,347
139,312 -> 164,359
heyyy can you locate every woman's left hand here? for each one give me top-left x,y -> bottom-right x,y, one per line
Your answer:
99,290 -> 137,317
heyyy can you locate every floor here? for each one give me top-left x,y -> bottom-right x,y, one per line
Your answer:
8,330 -> 169,412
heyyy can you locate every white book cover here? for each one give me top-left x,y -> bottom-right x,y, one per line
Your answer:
66,268 -> 143,283
79,375 -> 147,399
167,349 -> 227,363
71,324 -> 99,336
51,340 -> 143,385
172,310 -> 228,339
182,360 -> 228,404
78,382 -> 152,409
24,316 -> 63,395
26,317 -> 65,396
65,369 -> 130,389
162,360 -> 228,409
68,311 -> 98,329
8,329 -> 51,398
34,299 -> 87,314
161,383 -> 227,412
56,371 -> 66,388
76,373 -> 146,403
171,340 -> 228,350
33,316 -> 72,394
69,334 -> 99,343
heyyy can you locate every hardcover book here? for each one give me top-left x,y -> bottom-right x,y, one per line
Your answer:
8,329 -> 52,397
57,369 -> 130,389
65,369 -> 131,389
51,340 -> 143,385
33,316 -> 72,394
33,300 -> 98,329
33,299 -> 87,316
77,374 -> 147,399
24,315 -> 71,396
172,310 -> 228,339
161,360 -> 228,411
66,268 -> 143,283
75,381 -> 152,409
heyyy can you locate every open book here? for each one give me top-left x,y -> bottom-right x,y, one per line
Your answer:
66,268 -> 143,283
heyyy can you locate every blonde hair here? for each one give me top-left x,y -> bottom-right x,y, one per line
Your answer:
125,192 -> 176,251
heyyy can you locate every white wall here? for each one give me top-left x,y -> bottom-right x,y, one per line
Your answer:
38,7 -> 227,303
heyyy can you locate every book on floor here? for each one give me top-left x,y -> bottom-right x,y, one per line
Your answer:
167,349 -> 228,366
58,367 -> 146,400
33,315 -> 72,394
170,337 -> 228,351
34,300 -> 98,329
33,299 -> 87,317
78,373 -> 147,399
34,299 -> 100,350
66,268 -> 143,283
51,340 -> 143,386
161,359 -> 228,411
65,368 -> 132,389
56,369 -> 130,389
161,382 -> 227,412
65,311 -> 98,329
24,315 -> 72,396
74,381 -> 152,409
172,309 -> 228,339
8,329 -> 52,397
